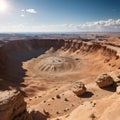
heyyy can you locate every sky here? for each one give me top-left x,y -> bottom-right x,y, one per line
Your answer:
0,0 -> 120,32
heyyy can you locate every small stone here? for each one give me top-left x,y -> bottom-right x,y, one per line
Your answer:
56,118 -> 60,120
64,98 -> 69,102
90,101 -> 93,104
117,86 -> 120,94
56,95 -> 61,99
56,111 -> 60,114
92,103 -> 96,107
63,108 -> 69,112
43,100 -> 46,103
71,104 -> 74,107
52,97 -> 55,100
64,109 -> 67,112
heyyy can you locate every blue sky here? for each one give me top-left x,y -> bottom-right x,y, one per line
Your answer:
0,0 -> 120,32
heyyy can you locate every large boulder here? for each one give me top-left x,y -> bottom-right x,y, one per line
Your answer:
72,82 -> 86,96
96,73 -> 114,88
0,90 -> 32,120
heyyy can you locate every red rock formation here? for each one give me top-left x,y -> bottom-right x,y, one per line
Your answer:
62,40 -> 119,58
0,90 -> 32,120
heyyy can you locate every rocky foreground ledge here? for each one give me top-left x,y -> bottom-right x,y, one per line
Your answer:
0,90 -> 32,120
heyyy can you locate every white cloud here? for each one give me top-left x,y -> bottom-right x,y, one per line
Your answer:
35,19 -> 120,32
61,19 -> 120,32
1,19 -> 120,32
20,14 -> 25,17
20,8 -> 37,17
21,9 -> 25,12
26,9 -> 37,14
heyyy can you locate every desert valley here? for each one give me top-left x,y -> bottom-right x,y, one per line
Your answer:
0,33 -> 120,120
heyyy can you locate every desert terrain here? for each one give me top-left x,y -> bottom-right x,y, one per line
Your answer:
0,33 -> 120,120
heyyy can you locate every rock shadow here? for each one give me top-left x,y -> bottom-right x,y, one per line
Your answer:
0,50 -> 48,91
102,83 -> 116,92
30,110 -> 50,120
81,91 -> 94,98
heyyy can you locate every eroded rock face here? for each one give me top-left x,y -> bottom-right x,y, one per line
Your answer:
96,73 -> 114,88
0,90 -> 32,120
72,82 -> 86,96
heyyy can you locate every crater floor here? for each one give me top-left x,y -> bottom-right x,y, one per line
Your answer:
25,54 -> 78,73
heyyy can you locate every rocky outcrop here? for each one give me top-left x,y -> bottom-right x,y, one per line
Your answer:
72,82 -> 86,96
0,90 -> 32,120
96,73 -> 114,88
62,40 -> 119,59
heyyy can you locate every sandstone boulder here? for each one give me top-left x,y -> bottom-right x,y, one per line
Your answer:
96,73 -> 114,88
0,90 -> 32,120
72,82 -> 86,96
117,86 -> 120,94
